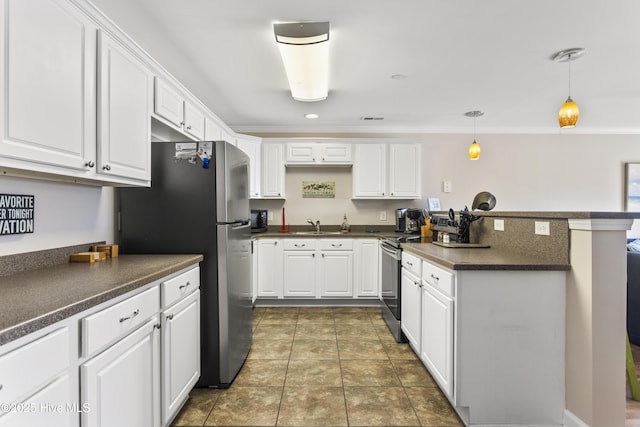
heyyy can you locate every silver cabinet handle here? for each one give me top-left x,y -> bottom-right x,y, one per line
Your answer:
415,281 -> 421,287
166,314 -> 174,321
85,160 -> 95,168
391,192 -> 394,196
187,125 -> 192,130
179,281 -> 190,290
406,261 -> 413,267
430,274 -> 440,281
294,243 -> 305,248
102,164 -> 111,171
0,384 -> 3,391
313,253 -> 316,258
180,121 -> 185,126
154,323 -> 161,330
331,243 -> 342,248
119,309 -> 139,323
382,192 -> 385,196
274,241 -> 278,246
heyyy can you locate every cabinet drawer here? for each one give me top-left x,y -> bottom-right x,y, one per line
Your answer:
422,261 -> 454,297
82,286 -> 160,357
319,239 -> 353,251
283,239 -> 316,250
0,328 -> 69,404
162,266 -> 200,308
402,251 -> 422,277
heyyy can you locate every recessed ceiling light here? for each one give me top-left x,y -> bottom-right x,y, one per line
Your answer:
391,74 -> 407,80
305,113 -> 319,119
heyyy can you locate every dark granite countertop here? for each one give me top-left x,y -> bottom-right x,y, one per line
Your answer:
401,239 -> 571,271
0,254 -> 203,346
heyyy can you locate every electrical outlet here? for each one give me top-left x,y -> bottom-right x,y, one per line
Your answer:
268,211 -> 273,221
535,221 -> 550,236
443,181 -> 452,193
494,219 -> 504,231
380,211 -> 387,221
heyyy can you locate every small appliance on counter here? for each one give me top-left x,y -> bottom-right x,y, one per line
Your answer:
250,209 -> 268,233
430,191 -> 496,248
395,208 -> 424,233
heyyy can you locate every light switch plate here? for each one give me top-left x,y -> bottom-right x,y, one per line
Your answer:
380,211 -> 387,221
494,219 -> 504,231
268,211 -> 273,221
443,181 -> 452,193
535,221 -> 550,235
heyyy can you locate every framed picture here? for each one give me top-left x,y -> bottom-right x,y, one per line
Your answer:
626,163 -> 640,211
428,198 -> 441,211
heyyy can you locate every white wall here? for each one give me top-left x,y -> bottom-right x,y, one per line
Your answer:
0,176 -> 115,256
254,133 -> 640,234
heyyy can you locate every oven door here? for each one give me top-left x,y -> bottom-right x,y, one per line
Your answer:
380,241 -> 401,319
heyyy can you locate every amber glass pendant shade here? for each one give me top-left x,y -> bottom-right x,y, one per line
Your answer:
558,96 -> 579,128
468,140 -> 480,160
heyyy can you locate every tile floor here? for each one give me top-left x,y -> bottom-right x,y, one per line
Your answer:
171,306 -> 463,426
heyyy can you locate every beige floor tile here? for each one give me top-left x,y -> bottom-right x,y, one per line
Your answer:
233,359 -> 289,387
290,339 -> 339,360
341,359 -> 401,386
338,339 -> 389,360
294,323 -> 336,340
383,341 -> 420,360
247,339 -> 292,360
404,387 -> 463,426
391,359 -> 437,387
285,359 -> 343,386
344,386 -> 420,426
334,311 -> 371,324
253,323 -> 295,341
277,386 -> 348,426
374,325 -> 397,342
204,386 -> 282,426
296,308 -> 335,324
171,388 -> 221,426
335,323 -> 379,339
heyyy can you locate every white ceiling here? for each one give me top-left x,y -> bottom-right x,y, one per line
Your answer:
90,0 -> 640,136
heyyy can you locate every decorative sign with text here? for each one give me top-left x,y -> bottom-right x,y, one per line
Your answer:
0,194 -> 34,235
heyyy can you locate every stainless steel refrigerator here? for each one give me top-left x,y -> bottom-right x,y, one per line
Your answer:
118,140 -> 252,388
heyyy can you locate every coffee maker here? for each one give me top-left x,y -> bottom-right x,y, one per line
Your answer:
395,208 -> 423,233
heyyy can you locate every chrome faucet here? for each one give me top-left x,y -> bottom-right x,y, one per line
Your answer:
307,218 -> 321,233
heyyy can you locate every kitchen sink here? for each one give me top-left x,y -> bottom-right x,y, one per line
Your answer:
293,231 -> 343,235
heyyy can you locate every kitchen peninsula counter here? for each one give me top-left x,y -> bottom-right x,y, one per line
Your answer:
0,254 -> 203,345
401,240 -> 571,271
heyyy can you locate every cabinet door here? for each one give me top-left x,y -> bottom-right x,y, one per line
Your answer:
251,239 -> 258,303
420,284 -> 454,399
257,239 -> 283,298
353,144 -> 386,198
285,143 -> 316,164
0,375 -> 74,427
354,239 -> 379,297
82,317 -> 160,427
97,30 -> 152,182
154,78 -> 184,128
261,144 -> 285,198
319,143 -> 352,164
205,117 -> 222,141
0,0 -> 96,171
319,251 -> 353,297
162,291 -> 200,425
401,269 -> 422,352
183,102 -> 205,140
237,137 -> 261,198
283,251 -> 317,297
389,144 -> 420,198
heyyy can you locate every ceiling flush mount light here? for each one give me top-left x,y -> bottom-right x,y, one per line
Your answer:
465,110 -> 484,161
304,113 -> 319,119
552,47 -> 586,128
274,21 -> 330,102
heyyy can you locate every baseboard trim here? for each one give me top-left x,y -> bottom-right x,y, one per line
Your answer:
564,410 -> 589,427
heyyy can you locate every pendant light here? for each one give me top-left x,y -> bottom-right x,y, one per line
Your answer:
552,48 -> 585,128
465,110 -> 483,160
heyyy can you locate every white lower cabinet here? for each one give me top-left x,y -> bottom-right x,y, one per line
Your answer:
81,317 -> 161,427
353,239 -> 379,298
400,265 -> 422,352
283,240 -> 317,297
319,250 -> 353,297
257,239 -> 283,298
0,327 -> 74,427
161,290 -> 200,425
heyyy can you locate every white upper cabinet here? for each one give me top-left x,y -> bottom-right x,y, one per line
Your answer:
205,117 -> 222,141
261,143 -> 285,198
389,144 -> 421,198
285,142 -> 352,165
97,30 -> 152,183
0,0 -> 97,173
236,135 -> 262,198
353,143 -> 421,199
154,77 -> 205,140
353,144 -> 387,197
